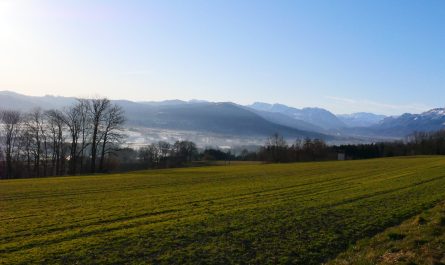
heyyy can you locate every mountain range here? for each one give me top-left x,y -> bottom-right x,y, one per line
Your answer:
363,109 -> 445,137
248,102 -> 347,130
0,90 -> 444,145
114,99 -> 327,139
337,112 -> 388,127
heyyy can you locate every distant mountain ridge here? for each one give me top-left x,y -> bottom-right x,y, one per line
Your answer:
116,99 -> 329,138
0,90 -> 76,111
338,112 -> 387,127
0,90 -> 443,141
0,91 -> 329,140
247,102 -> 346,130
369,108 -> 445,137
246,108 -> 327,134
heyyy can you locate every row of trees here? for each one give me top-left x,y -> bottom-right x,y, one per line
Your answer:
254,130 -> 445,163
105,129 -> 445,173
122,134 -> 331,169
332,130 -> 445,159
0,98 -> 125,179
138,140 -> 198,169
111,142 -> 239,172
255,133 -> 333,163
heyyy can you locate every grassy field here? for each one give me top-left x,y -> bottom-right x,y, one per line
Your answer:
328,201 -> 445,265
2,156 -> 445,264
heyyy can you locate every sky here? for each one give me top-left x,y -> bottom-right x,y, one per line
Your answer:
0,0 -> 444,115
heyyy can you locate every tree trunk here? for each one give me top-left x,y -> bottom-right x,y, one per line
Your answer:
91,125 -> 98,173
99,132 -> 108,172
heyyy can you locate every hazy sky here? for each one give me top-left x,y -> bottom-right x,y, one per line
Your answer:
1,0 -> 444,115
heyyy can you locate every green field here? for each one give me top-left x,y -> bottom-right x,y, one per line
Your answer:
328,201 -> 445,265
2,156 -> 445,264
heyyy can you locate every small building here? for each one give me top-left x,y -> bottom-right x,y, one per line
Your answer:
337,153 -> 346,161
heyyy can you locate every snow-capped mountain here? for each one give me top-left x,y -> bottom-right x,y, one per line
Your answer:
337,112 -> 387,127
247,102 -> 346,130
248,101 -> 445,138
421,108 -> 445,117
365,108 -> 445,137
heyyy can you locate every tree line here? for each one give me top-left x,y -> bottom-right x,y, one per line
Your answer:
254,133 -> 333,162
122,129 -> 445,171
0,98 -> 125,179
248,130 -> 445,163
138,140 -> 199,169
111,142 -> 232,172
332,130 -> 445,159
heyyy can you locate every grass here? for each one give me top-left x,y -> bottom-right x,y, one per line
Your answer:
327,201 -> 445,265
1,156 -> 445,264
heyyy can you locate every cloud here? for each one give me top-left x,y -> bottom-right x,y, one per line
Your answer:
325,96 -> 432,116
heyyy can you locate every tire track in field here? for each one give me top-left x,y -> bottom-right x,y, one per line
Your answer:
0,161 -> 419,201
2,165 -> 441,242
3,160 -> 444,258
4,172 -> 445,255
1,167 -> 372,238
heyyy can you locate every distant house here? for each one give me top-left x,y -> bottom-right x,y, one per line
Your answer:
337,153 -> 346,161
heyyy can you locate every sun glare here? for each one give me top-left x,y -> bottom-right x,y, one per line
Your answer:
0,1 -> 17,40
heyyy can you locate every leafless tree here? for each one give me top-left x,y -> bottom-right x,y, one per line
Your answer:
98,104 -> 125,172
157,141 -> 171,167
77,99 -> 91,173
172,141 -> 197,163
88,98 -> 110,173
0,97 -> 128,178
25,108 -> 46,177
20,126 -> 33,176
64,103 -> 82,175
265,133 -> 288,162
46,109 -> 67,175
0,110 -> 22,178
138,144 -> 159,168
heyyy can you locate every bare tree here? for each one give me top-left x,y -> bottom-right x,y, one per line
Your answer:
41,117 -> 50,177
77,99 -> 91,173
98,104 -> 125,172
0,110 -> 22,178
64,103 -> 82,175
0,98 -> 127,178
172,141 -> 197,164
157,141 -> 171,167
138,144 -> 159,169
25,108 -> 46,177
20,126 -> 33,176
264,133 -> 288,162
46,110 -> 67,175
88,98 -> 110,173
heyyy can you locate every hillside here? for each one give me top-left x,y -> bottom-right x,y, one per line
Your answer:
338,112 -> 387,127
346,109 -> 445,137
0,91 -> 76,110
2,157 -> 445,264
371,109 -> 445,137
248,102 -> 347,130
120,100 -> 328,138
247,107 -> 328,133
